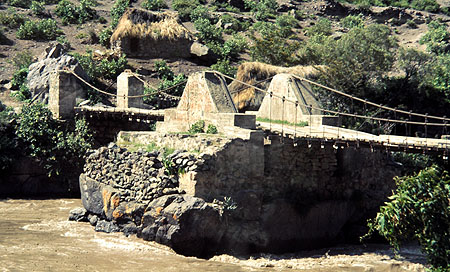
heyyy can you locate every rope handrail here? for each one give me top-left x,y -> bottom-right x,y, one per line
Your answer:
59,69 -> 185,100
292,75 -> 449,122
213,71 -> 450,128
129,71 -> 184,100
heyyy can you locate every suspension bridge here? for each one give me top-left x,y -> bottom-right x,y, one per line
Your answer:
53,68 -> 450,156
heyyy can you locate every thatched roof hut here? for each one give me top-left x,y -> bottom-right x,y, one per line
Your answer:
110,9 -> 195,58
229,62 -> 326,111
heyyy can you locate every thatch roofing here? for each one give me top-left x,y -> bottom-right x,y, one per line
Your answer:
110,9 -> 194,43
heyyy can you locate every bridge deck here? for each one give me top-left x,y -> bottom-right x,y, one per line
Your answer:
74,106 -> 165,121
259,122 -> 450,154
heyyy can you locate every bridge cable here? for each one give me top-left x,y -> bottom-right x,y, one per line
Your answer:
213,71 -> 450,128
61,68 -> 184,100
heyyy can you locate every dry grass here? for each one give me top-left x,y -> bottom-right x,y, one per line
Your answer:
229,62 -> 326,111
110,9 -> 193,43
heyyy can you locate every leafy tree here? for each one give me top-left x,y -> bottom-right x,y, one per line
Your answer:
16,103 -> 93,176
249,21 -> 299,66
30,1 -> 45,16
364,166 -> 450,271
340,14 -> 364,29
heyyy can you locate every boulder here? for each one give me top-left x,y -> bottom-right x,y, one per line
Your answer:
139,195 -> 225,257
79,174 -> 121,217
189,41 -> 218,65
95,220 -> 120,233
27,44 -> 89,103
68,207 -> 88,222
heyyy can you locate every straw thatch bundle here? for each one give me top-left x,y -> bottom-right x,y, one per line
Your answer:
110,9 -> 195,58
229,62 -> 326,111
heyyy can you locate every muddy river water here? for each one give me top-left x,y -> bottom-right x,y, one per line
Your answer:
0,199 -> 426,272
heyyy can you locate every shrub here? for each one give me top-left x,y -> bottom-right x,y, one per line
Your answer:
99,27 -> 113,47
249,21 -> 300,66
16,103 -> 93,176
340,14 -> 364,29
10,67 -> 28,90
0,8 -> 28,29
16,19 -> 62,40
364,166 -> 450,270
206,124 -> 218,134
172,0 -> 201,21
244,0 -> 278,21
190,5 -> 213,22
305,18 -> 332,37
419,20 -> 450,54
55,0 -> 97,24
111,0 -> 129,28
188,120 -> 205,133
275,14 -> 298,37
31,1 -> 45,16
210,58 -> 237,77
142,0 -> 167,11
218,34 -> 247,59
72,50 -> 127,80
7,0 -> 31,8
194,17 -> 223,44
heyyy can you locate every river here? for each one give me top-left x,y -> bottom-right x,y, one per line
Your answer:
0,199 -> 426,272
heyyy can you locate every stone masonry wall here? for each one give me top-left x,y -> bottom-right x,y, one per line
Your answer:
77,131 -> 401,257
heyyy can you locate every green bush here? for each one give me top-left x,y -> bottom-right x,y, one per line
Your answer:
30,1 -> 45,16
305,18 -> 332,37
194,17 -> 223,44
206,124 -> 218,134
364,166 -> 450,270
72,50 -> 127,80
343,0 -> 442,13
55,0 -> 97,24
249,21 -> 300,66
340,14 -> 364,29
10,68 -> 28,89
420,20 -> 450,54
188,120 -> 205,133
0,8 -> 29,29
210,58 -> 237,77
172,0 -> 201,21
16,19 -> 62,41
16,103 -> 93,176
99,27 -> 113,47
111,0 -> 129,28
8,0 -> 31,8
244,0 -> 278,21
142,0 -> 167,11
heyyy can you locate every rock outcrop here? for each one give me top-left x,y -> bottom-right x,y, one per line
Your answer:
27,43 -> 89,103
